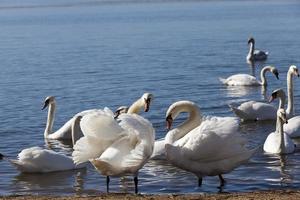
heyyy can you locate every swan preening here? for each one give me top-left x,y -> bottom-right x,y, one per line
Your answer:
219,65 -> 278,86
43,93 -> 153,140
246,37 -> 268,62
164,101 -> 256,187
8,116 -> 85,173
230,65 -> 299,121
263,108 -> 295,154
72,109 -> 155,194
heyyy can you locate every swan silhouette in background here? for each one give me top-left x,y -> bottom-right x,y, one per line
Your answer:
263,108 -> 295,154
43,93 -> 153,140
164,100 -> 257,187
72,110 -> 155,194
246,37 -> 268,62
219,65 -> 278,86
7,116 -> 86,173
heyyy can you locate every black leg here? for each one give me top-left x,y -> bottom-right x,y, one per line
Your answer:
134,176 -> 138,194
106,176 -> 110,193
218,174 -> 226,187
198,177 -> 202,187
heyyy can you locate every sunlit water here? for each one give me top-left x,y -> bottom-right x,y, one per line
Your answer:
1,0 -> 300,196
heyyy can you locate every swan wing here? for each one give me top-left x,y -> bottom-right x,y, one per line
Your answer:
10,147 -> 79,173
80,109 -> 124,140
221,74 -> 259,86
151,138 -> 166,160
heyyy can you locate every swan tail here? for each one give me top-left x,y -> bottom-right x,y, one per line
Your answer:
9,159 -> 30,173
228,104 -> 249,120
219,77 -> 227,84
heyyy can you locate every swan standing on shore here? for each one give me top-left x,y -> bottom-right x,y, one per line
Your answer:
8,116 -> 85,173
164,101 -> 256,187
246,37 -> 268,62
219,65 -> 278,86
43,93 -> 153,140
263,108 -> 295,154
72,110 -> 155,194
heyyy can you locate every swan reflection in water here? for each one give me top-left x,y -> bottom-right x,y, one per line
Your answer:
11,168 -> 86,194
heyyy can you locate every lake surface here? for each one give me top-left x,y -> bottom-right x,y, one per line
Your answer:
1,0 -> 300,196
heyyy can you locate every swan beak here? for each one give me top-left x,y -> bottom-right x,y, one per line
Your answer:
166,115 -> 173,130
285,120 -> 288,124
42,100 -> 50,110
268,96 -> 275,103
274,72 -> 279,80
144,98 -> 151,112
114,111 -> 121,119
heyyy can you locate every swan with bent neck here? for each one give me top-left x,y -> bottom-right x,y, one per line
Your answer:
246,37 -> 268,62
43,93 -> 153,140
164,100 -> 256,187
219,65 -> 278,86
9,116 -> 86,173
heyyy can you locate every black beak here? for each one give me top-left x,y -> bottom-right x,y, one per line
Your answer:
275,73 -> 279,80
42,99 -> 50,110
114,111 -> 121,119
166,115 -> 173,130
144,98 -> 151,112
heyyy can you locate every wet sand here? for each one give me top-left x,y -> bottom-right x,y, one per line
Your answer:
1,190 -> 300,200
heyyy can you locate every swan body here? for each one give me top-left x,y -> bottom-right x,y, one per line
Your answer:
43,93 -> 153,140
151,138 -> 165,160
246,37 -> 268,62
9,116 -> 86,173
220,65 -> 278,86
72,109 -> 155,193
229,101 -> 277,121
284,116 -> 300,138
263,109 -> 295,154
165,101 -> 256,186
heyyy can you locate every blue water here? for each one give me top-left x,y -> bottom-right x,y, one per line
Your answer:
1,0 -> 300,195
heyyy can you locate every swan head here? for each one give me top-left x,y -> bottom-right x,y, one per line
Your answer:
165,100 -> 199,130
142,93 -> 154,112
248,37 -> 255,45
270,67 -> 279,80
289,65 -> 299,77
269,88 -> 285,103
277,108 -> 288,124
42,96 -> 55,110
114,106 -> 129,119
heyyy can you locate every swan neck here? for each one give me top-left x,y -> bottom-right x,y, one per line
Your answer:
72,117 -> 82,146
127,98 -> 143,114
277,117 -> 285,153
248,42 -> 254,60
44,102 -> 56,138
260,66 -> 269,86
165,105 -> 202,145
286,71 -> 294,117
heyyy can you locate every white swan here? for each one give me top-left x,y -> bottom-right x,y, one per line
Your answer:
229,65 -> 299,121
72,110 -> 155,193
43,93 -> 153,140
8,116 -> 86,173
219,65 -> 278,86
164,101 -> 256,187
263,108 -> 295,154
246,37 -> 268,62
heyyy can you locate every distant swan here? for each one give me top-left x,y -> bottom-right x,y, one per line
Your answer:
263,108 -> 295,154
8,116 -> 86,173
43,93 -> 153,140
72,110 -> 155,194
246,37 -> 268,62
219,65 -> 278,86
164,101 -> 256,187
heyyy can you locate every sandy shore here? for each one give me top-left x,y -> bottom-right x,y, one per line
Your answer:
1,190 -> 300,200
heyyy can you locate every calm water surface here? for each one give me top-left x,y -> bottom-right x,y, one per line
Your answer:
1,0 -> 300,195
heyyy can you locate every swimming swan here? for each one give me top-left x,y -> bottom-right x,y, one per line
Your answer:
72,111 -> 155,194
8,116 -> 86,173
164,100 -> 256,187
229,65 -> 299,121
263,108 -> 295,154
219,65 -> 278,86
246,37 -> 268,62
43,93 -> 153,140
